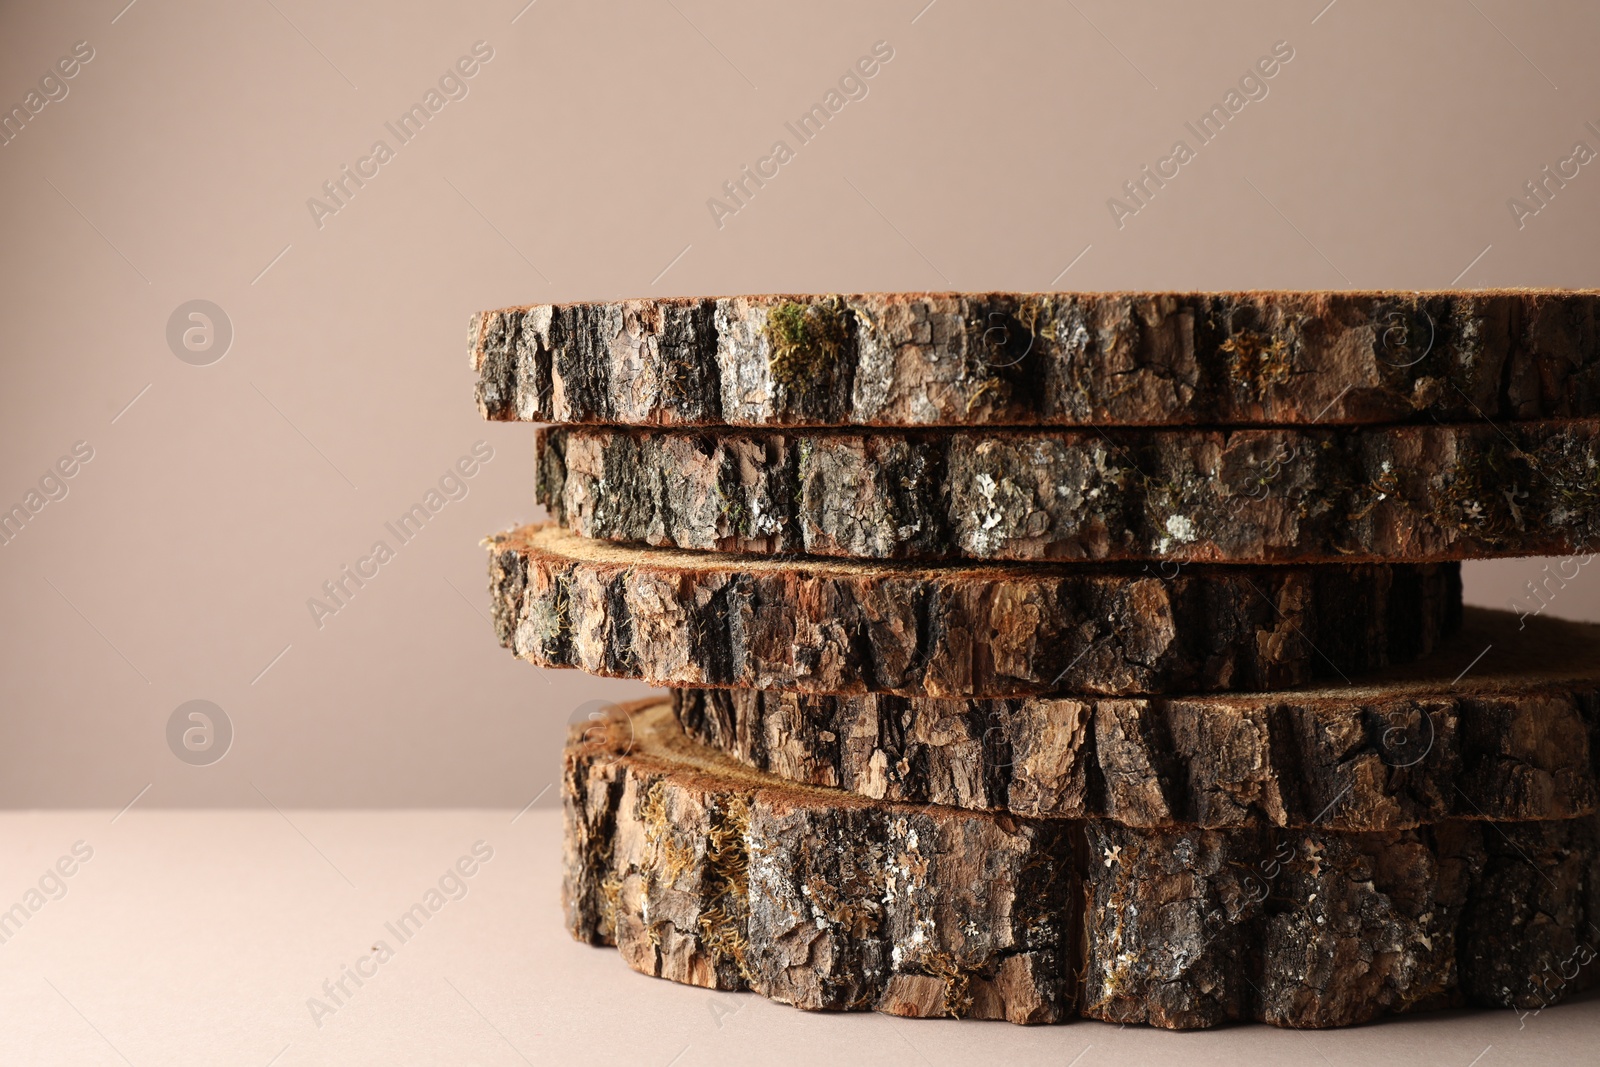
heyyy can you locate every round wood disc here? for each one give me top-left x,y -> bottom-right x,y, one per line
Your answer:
566,699 -> 1600,1029
672,608 -> 1600,830
490,525 -> 1462,698
535,418 -> 1600,564
473,290 -> 1600,428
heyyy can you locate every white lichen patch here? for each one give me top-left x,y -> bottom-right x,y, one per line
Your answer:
747,497 -> 782,537
1156,514 -> 1197,554
976,474 -> 1003,529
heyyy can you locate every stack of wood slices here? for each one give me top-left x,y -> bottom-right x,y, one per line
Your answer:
473,290 -> 1600,1029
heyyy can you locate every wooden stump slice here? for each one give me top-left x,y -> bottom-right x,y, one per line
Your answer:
536,419 -> 1600,564
566,699 -> 1600,1028
490,525 -> 1462,698
672,607 -> 1600,829
473,290 -> 1600,428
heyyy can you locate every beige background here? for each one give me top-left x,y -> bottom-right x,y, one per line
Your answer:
1,0 -> 1598,810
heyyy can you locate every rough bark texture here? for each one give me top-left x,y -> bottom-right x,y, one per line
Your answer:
566,700 -> 1600,1029
490,525 -> 1462,698
474,290 -> 1600,428
536,418 -> 1600,564
671,608 -> 1600,829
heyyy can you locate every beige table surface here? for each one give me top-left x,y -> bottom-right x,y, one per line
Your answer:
0,810 -> 1594,1066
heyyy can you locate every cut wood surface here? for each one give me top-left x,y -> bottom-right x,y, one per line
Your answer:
473,290 -> 1600,427
672,608 -> 1600,829
489,525 -> 1462,698
536,418 -> 1600,564
566,699 -> 1600,1029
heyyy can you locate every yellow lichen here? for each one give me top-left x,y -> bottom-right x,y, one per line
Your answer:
598,870 -> 623,938
1220,330 -> 1293,394
696,795 -> 753,979
922,951 -> 975,1017
639,782 -> 697,886
964,376 -> 1011,414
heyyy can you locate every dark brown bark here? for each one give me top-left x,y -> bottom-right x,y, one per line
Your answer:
566,700 -> 1600,1029
536,418 -> 1600,563
473,290 -> 1600,428
490,524 -> 1462,698
671,607 -> 1600,829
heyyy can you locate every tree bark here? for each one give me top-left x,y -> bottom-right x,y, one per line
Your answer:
536,418 -> 1600,563
670,607 -> 1600,829
474,290 -> 1600,428
490,525 -> 1462,698
567,700 -> 1600,1029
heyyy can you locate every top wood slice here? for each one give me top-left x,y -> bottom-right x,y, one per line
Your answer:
471,290 -> 1600,427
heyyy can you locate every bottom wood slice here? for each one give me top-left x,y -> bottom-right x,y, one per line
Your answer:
566,700 -> 1600,1029
672,608 -> 1600,831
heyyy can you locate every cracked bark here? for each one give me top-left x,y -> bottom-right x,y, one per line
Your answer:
566,700 -> 1600,1029
490,525 -> 1462,698
671,608 -> 1600,829
473,290 -> 1600,428
535,418 -> 1600,564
